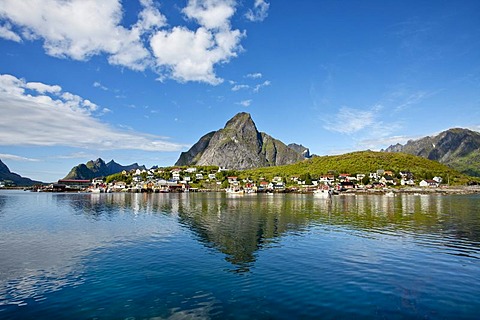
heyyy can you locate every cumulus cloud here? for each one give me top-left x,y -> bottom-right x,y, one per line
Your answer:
0,74 -> 184,152
0,0 -> 162,70
150,26 -> 243,84
0,22 -> 21,42
0,0 -> 245,85
245,0 -> 270,22
183,0 -> 236,30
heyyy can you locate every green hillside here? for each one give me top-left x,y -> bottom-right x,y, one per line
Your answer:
241,151 -> 475,185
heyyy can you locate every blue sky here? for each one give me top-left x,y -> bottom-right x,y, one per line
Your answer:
1,0 -> 479,182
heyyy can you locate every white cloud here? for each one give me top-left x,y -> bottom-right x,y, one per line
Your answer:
394,90 -> 434,111
0,0 -> 244,84
0,153 -> 39,162
232,84 -> 249,91
253,80 -> 271,92
150,26 -> 244,84
0,0 -> 162,70
25,82 -> 62,94
323,106 -> 376,134
0,22 -> 21,42
237,99 -> 252,107
246,72 -> 262,79
0,74 -> 185,152
93,81 -> 108,91
245,0 -> 270,22
183,0 -> 236,30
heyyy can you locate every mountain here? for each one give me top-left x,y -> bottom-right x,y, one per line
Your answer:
175,112 -> 306,169
64,158 -> 146,180
0,159 -> 43,186
384,128 -> 480,177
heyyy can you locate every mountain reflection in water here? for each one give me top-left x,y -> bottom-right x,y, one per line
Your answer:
61,192 -> 480,271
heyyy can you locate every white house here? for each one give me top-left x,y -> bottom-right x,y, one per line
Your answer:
401,178 -> 415,186
433,176 -> 443,184
419,179 -> 439,188
172,171 -> 181,181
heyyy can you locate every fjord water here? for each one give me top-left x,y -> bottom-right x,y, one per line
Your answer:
0,191 -> 479,319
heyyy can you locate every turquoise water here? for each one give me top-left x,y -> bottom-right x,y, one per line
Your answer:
0,190 -> 479,319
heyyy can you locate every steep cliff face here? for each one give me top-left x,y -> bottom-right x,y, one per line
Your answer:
175,131 -> 216,166
384,128 -> 480,177
175,112 -> 305,169
64,158 -> 146,180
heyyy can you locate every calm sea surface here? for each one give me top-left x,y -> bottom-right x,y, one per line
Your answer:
0,190 -> 479,319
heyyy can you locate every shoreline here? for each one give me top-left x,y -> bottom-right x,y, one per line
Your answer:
3,185 -> 480,195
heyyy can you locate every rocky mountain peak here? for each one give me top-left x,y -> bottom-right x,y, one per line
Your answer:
175,112 -> 306,169
64,159 -> 146,180
384,128 -> 480,177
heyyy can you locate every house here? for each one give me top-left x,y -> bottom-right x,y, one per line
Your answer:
319,175 -> 335,183
208,173 -> 216,180
380,175 -> 395,185
339,181 -> 355,190
400,171 -> 414,180
195,173 -> 204,180
258,181 -> 269,190
57,179 -> 91,189
356,174 -> 366,181
272,176 -> 283,183
185,167 -> 197,173
419,179 -> 439,188
227,176 -> 238,184
172,171 -> 181,181
112,181 -> 127,191
401,178 -> 415,186
433,176 -> 443,184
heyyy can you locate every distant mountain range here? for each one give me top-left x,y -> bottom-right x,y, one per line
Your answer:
63,159 -> 146,180
384,128 -> 480,177
0,159 -> 42,186
175,112 -> 309,169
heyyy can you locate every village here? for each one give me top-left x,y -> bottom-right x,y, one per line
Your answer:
31,166 -> 450,194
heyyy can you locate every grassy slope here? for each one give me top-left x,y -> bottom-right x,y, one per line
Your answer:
241,151 -> 475,185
